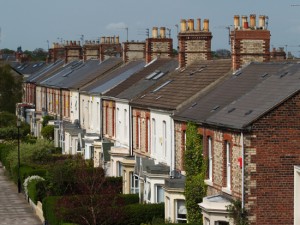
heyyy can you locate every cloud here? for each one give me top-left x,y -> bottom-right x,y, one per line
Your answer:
106,22 -> 128,30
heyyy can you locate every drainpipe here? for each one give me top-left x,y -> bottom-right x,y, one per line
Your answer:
78,91 -> 81,127
100,97 -> 103,140
241,132 -> 245,209
60,89 -> 63,121
129,104 -> 133,156
170,117 -> 174,175
45,87 -> 48,112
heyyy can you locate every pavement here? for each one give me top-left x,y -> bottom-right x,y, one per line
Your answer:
0,162 -> 42,225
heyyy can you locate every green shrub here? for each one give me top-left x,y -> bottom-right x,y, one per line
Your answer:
0,112 -> 17,127
42,115 -> 54,127
19,165 -> 47,185
41,125 -> 54,140
122,203 -> 165,225
120,194 -> 139,205
26,178 -> 47,204
43,196 -> 62,225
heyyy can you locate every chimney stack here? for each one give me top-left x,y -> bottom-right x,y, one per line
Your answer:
160,27 -> 166,38
152,27 -> 158,38
180,19 -> 187,32
203,19 -> 209,31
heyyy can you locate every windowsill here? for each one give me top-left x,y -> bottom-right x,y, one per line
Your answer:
221,187 -> 232,195
204,179 -> 213,187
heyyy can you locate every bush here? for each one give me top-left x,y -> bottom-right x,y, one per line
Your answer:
19,165 -> 47,185
41,125 -> 54,140
27,178 -> 46,204
43,196 -> 62,225
42,115 -> 54,127
0,142 -> 14,168
122,203 -> 165,225
0,112 -> 17,127
120,194 -> 139,205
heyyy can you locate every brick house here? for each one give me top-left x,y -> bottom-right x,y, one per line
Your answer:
101,58 -> 177,193
174,62 -> 300,225
130,59 -> 232,222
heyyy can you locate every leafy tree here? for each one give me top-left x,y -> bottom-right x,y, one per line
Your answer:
56,158 -> 125,225
42,115 -> 54,127
0,64 -> 23,113
184,122 -> 207,224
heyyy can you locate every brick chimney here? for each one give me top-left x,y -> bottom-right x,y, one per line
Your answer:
65,40 -> 83,63
145,26 -> 173,63
231,14 -> 270,71
83,39 -> 101,61
99,35 -> 122,61
122,41 -> 146,63
48,42 -> 66,63
178,18 -> 212,68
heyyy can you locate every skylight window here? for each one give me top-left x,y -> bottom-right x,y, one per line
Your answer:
146,70 -> 160,80
228,108 -> 236,113
152,80 -> 172,93
261,73 -> 268,78
244,110 -> 253,116
152,72 -> 165,80
211,105 -> 220,112
279,72 -> 288,78
33,64 -> 37,68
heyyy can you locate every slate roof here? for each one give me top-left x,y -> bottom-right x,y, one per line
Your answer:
26,59 -> 65,83
40,58 -> 122,89
80,60 -> 145,95
174,62 -> 300,130
130,59 -> 232,111
104,58 -> 178,100
10,61 -> 46,76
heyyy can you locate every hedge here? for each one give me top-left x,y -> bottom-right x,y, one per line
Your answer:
122,203 -> 165,225
119,193 -> 139,205
27,179 -> 47,204
43,196 -> 62,225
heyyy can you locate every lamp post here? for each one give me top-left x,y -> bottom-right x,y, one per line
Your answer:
17,120 -> 21,193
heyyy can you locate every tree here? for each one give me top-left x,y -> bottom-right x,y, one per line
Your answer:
0,64 -> 23,113
56,158 -> 125,225
41,125 -> 54,140
184,122 -> 207,224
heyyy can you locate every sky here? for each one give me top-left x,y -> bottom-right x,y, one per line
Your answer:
1,0 -> 300,55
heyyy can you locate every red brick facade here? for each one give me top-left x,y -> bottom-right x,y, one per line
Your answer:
132,108 -> 151,157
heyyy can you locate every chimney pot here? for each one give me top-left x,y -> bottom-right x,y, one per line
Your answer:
160,27 -> 166,38
115,36 -> 120,44
259,15 -> 266,29
196,18 -> 201,31
203,19 -> 209,31
250,14 -> 256,28
180,19 -> 187,32
101,37 -> 105,44
188,19 -> 194,31
234,15 -> 240,29
152,27 -> 158,38
241,15 -> 248,30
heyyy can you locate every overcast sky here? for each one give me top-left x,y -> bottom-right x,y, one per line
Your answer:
1,0 -> 300,55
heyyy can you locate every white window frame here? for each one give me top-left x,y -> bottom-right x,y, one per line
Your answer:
226,141 -> 231,189
130,173 -> 139,194
162,120 -> 167,158
155,185 -> 164,203
124,109 -> 128,139
208,137 -> 212,180
147,118 -> 150,153
176,199 -> 187,223
137,116 -> 141,149
152,118 -> 156,153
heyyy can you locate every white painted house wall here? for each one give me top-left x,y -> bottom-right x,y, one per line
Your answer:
150,110 -> 174,167
70,91 -> 79,123
115,101 -> 130,148
80,94 -> 101,134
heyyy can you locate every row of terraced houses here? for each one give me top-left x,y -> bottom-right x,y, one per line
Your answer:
15,14 -> 300,225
